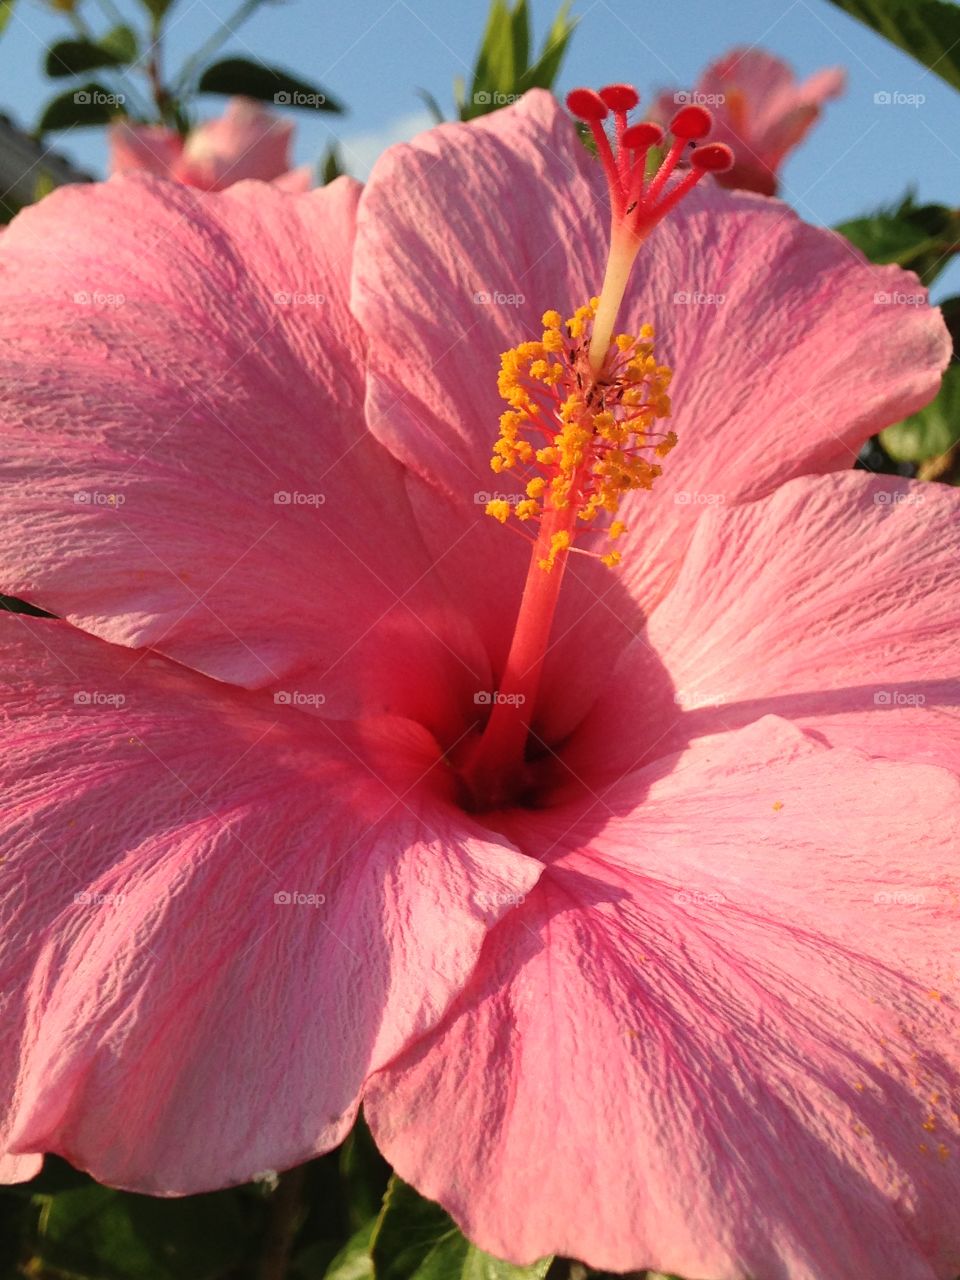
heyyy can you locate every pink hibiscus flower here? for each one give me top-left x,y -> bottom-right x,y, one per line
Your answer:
1,84 -> 958,1280
108,95 -> 312,191
655,48 -> 846,194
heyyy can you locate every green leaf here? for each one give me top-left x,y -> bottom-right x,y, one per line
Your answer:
140,0 -> 176,18
33,1184 -> 252,1280
37,81 -> 127,131
324,1220 -> 376,1280
321,144 -> 344,185
100,24 -> 139,63
825,0 -> 960,94
519,1 -> 576,93
0,0 -> 17,37
881,361 -> 960,462
836,195 -> 960,285
415,86 -> 446,124
45,37 -> 128,78
463,0 -> 576,118
372,1176 -> 553,1280
197,57 -> 343,112
339,1112 -> 391,1233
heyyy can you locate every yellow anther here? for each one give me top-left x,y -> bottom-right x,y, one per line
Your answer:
485,300 -> 676,571
485,499 -> 512,524
538,530 -> 571,572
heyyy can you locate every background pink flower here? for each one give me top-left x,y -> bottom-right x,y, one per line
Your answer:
0,91 -> 956,1279
109,96 -> 312,191
655,48 -> 846,195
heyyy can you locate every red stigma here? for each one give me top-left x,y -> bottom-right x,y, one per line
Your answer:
668,105 -> 712,139
691,143 -> 735,172
565,82 -> 736,243
599,83 -> 640,112
566,88 -> 608,122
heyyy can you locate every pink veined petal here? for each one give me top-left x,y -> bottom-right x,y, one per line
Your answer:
568,470 -> 960,781
273,164 -> 315,193
108,121 -> 184,179
0,174 -> 490,737
678,49 -> 846,191
352,89 -> 948,738
0,617 -> 541,1191
174,97 -> 298,190
366,716 -> 960,1279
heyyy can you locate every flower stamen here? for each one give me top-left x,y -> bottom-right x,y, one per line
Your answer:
458,86 -> 733,810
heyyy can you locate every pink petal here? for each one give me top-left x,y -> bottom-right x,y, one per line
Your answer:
570,471 -> 960,779
108,121 -> 183,179
175,97 -> 297,190
688,50 -> 846,190
0,174 -> 488,733
0,617 -> 541,1191
352,90 -> 947,733
366,716 -> 960,1278
274,164 -> 315,193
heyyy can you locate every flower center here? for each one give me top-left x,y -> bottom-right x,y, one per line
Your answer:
456,84 -> 733,812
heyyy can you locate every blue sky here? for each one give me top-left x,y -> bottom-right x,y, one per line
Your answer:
3,0 -> 958,292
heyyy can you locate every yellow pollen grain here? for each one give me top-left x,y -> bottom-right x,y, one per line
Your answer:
486,299 -> 676,570
538,530 -> 571,572
485,499 -> 512,524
